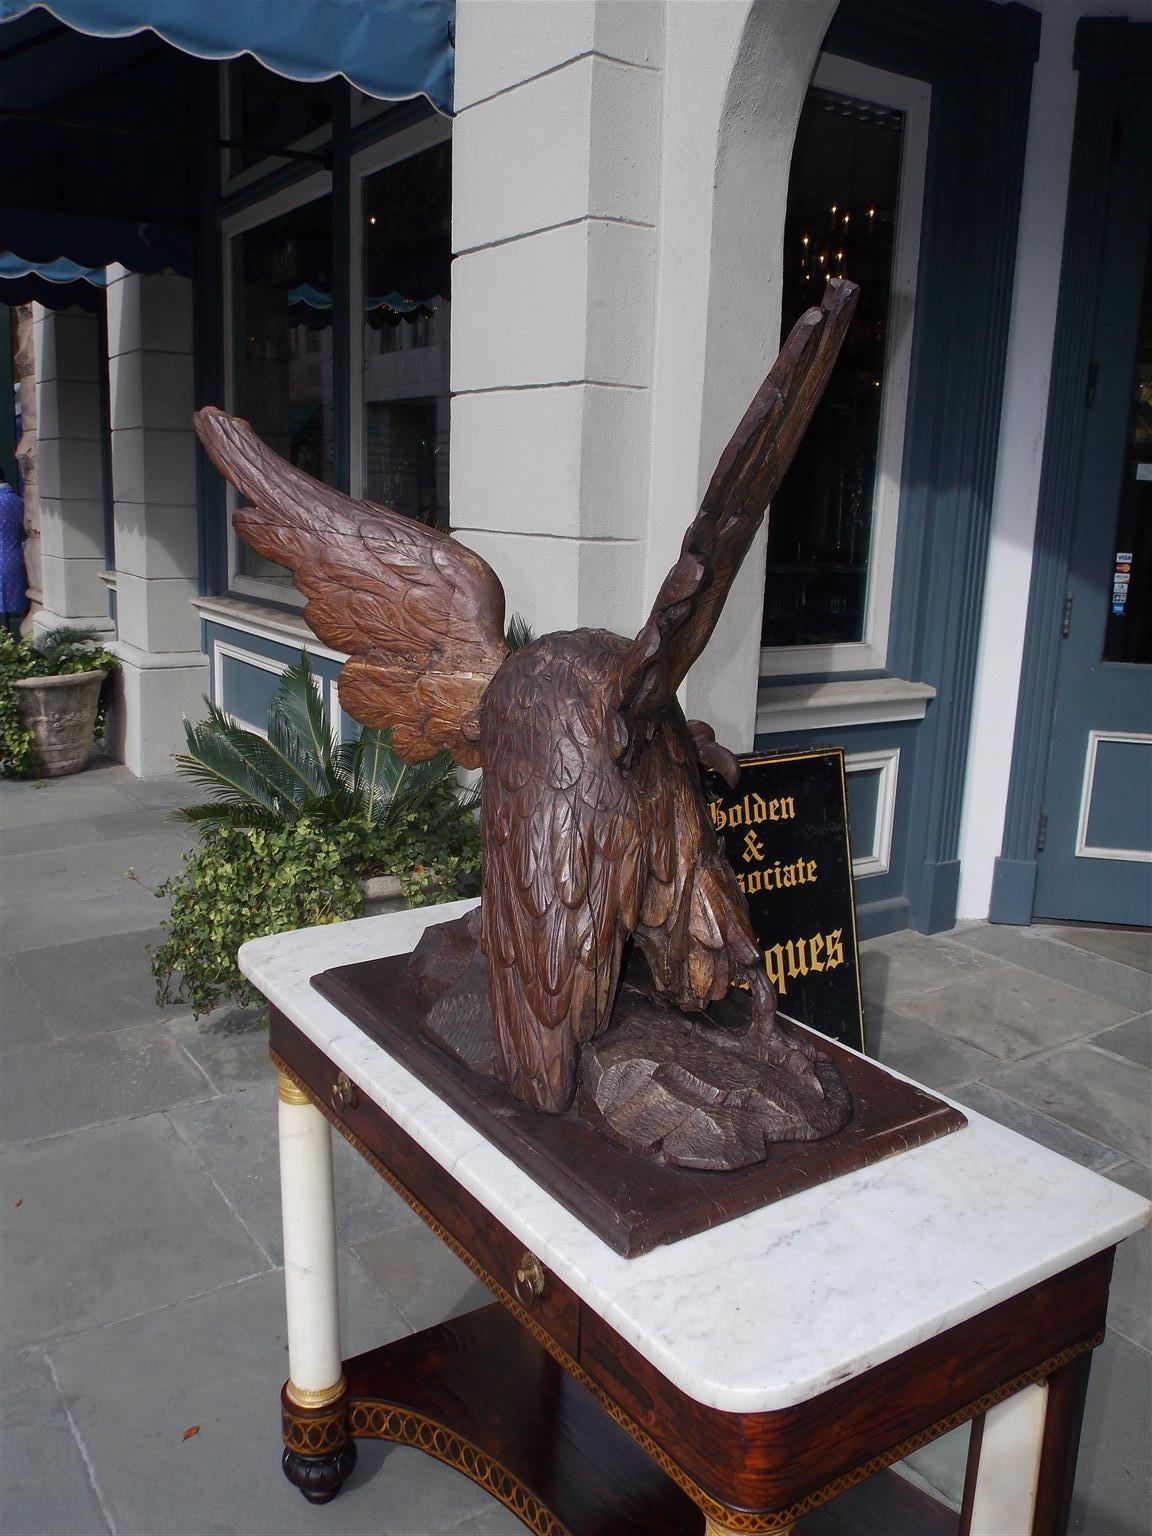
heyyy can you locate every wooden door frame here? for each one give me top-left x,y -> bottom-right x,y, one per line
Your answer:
991,18 -> 1152,925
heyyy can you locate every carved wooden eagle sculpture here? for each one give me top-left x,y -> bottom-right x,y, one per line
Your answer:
194,278 -> 858,1123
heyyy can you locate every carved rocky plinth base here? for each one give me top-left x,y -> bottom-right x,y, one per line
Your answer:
577,985 -> 853,1170
408,916 -> 853,1171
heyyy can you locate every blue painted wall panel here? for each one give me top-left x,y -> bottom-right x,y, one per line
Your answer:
1084,738 -> 1152,853
218,652 -> 283,731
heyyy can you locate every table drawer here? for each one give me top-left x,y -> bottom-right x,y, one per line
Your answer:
270,1013 -> 582,1359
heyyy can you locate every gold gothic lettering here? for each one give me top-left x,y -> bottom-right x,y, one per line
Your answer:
763,929 -> 844,997
709,793 -> 797,832
735,857 -> 818,894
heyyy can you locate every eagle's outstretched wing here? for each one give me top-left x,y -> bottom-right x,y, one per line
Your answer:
617,278 -> 858,730
193,407 -> 508,768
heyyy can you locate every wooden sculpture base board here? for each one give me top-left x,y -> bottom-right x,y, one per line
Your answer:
312,952 -> 966,1258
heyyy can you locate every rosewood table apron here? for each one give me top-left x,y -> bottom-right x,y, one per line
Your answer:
244,905 -> 1151,1536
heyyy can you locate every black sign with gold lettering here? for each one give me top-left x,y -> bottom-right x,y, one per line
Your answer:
709,748 -> 864,1052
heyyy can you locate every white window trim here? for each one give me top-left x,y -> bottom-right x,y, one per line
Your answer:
1074,730 -> 1152,862
760,54 -> 931,679
211,635 -> 335,747
220,62 -> 333,198
845,747 -> 901,878
222,169 -> 332,604
348,116 -> 452,501
211,639 -> 288,737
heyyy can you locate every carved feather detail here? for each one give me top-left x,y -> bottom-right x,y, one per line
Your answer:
618,278 -> 859,733
192,407 -> 508,768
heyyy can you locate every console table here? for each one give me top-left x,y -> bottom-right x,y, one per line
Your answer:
242,903 -> 1149,1535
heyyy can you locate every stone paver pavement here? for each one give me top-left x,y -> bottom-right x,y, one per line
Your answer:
1,760 -> 1148,1535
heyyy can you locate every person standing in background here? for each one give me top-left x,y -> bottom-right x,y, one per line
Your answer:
0,467 -> 28,634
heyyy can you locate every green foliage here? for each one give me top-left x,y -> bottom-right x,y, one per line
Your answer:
150,654 -> 481,1014
505,612 -> 535,653
0,626 -> 119,778
152,821 -> 374,1013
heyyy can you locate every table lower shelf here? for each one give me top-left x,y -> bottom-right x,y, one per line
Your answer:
282,1302 -> 958,1536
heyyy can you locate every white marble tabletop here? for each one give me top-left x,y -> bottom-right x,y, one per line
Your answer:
242,903 -> 1151,1415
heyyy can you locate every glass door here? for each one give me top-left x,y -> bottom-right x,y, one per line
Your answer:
1033,75 -> 1152,924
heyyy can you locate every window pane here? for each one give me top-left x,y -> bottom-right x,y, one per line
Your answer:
232,195 -> 333,584
229,58 -> 331,176
762,88 -> 905,650
361,141 -> 451,527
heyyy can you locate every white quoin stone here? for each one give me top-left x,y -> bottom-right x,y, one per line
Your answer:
451,384 -> 650,542
453,0 -> 663,110
455,526 -> 644,641
453,54 -> 661,251
452,220 -> 657,393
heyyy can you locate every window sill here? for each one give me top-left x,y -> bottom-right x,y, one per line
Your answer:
756,677 -> 936,735
192,595 -> 349,664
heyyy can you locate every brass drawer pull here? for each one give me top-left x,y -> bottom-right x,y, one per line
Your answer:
514,1251 -> 547,1308
331,1072 -> 358,1114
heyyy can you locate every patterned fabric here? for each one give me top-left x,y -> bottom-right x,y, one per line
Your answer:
0,483 -> 28,615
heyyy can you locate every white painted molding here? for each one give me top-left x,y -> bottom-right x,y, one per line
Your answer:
1074,730 -> 1152,862
756,678 -> 935,736
327,678 -> 344,738
211,639 -> 289,737
192,595 -> 349,665
107,639 -> 205,670
845,747 -> 900,878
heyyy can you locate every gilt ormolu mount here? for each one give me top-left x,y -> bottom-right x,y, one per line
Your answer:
195,279 -> 962,1231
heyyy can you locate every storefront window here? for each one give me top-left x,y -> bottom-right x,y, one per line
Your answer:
360,141 -> 451,526
763,85 -> 907,653
231,193 -> 333,584
228,57 -> 331,177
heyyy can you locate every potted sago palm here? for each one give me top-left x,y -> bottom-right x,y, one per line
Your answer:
150,654 -> 481,1014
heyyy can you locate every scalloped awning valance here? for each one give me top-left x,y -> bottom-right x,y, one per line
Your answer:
0,0 -> 454,112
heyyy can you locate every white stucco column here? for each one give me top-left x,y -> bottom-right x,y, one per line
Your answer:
450,0 -> 833,752
104,266 -> 208,776
33,304 -> 111,635
645,0 -> 835,750
450,0 -> 663,640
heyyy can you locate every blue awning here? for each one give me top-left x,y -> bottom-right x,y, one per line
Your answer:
0,0 -> 454,113
0,253 -> 107,309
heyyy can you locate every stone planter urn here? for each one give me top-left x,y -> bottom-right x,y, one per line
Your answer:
11,669 -> 105,778
362,874 -> 407,917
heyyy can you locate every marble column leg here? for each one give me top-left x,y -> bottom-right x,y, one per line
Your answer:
962,1382 -> 1050,1536
276,1070 -> 356,1503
